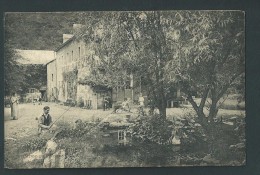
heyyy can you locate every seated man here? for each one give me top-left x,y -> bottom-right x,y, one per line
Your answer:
121,98 -> 130,112
38,106 -> 56,135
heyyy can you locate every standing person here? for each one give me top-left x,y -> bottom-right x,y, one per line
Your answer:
138,93 -> 145,107
122,98 -> 130,112
10,92 -> 19,120
38,96 -> 42,105
103,98 -> 109,111
38,106 -> 56,135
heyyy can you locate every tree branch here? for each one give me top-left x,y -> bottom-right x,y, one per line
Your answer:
217,70 -> 244,100
199,87 -> 210,110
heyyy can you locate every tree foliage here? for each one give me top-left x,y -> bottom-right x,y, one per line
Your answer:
169,11 -> 245,123
4,12 -> 85,50
5,11 -> 245,123
78,11 -> 245,122
20,64 -> 47,94
4,44 -> 25,95
4,12 -> 77,95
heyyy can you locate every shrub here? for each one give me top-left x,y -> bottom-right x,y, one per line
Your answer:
19,136 -> 47,152
128,114 -> 173,145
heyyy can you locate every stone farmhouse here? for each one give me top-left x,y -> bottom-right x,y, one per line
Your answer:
47,24 -> 144,109
47,24 -> 183,109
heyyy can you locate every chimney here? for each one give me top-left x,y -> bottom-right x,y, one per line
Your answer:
73,24 -> 84,34
63,34 -> 74,43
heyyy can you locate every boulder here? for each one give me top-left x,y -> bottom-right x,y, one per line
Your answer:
43,149 -> 65,168
23,150 -> 43,163
45,140 -> 58,156
202,154 -> 220,164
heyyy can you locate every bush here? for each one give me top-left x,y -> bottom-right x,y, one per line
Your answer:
128,114 -> 173,145
19,136 -> 47,152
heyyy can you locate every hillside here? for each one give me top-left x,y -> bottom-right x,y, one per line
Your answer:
4,12 -> 86,50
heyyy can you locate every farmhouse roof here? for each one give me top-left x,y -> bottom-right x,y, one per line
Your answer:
54,24 -> 86,52
46,59 -> 56,65
54,35 -> 76,52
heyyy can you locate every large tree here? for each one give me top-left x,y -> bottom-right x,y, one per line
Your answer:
79,11 -> 179,118
4,44 -> 25,95
77,11 -> 245,122
166,11 -> 245,125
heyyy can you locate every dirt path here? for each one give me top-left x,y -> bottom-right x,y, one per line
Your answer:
4,102 -> 245,140
4,102 -> 112,139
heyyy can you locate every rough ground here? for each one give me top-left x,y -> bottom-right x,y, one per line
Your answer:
4,102 -> 245,168
4,102 -> 112,139
4,102 -> 245,140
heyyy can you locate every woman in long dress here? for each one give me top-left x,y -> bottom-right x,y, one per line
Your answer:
10,93 -> 19,120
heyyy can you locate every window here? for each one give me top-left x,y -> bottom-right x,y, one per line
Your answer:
52,74 -> 53,81
71,50 -> 74,61
67,53 -> 69,64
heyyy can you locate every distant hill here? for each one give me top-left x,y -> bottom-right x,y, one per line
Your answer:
4,12 -> 85,50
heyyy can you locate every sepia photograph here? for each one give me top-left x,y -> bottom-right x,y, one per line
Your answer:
4,11 -> 245,168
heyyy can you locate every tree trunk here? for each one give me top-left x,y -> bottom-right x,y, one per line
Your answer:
186,95 -> 208,127
208,99 -> 218,123
197,109 -> 208,126
158,101 -> 167,119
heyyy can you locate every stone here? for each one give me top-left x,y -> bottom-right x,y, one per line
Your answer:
194,123 -> 201,127
23,150 -> 43,163
229,116 -> 238,120
50,149 -> 65,168
171,136 -> 181,145
43,156 -> 51,168
229,143 -> 245,150
45,139 -> 58,156
43,149 -> 65,168
223,121 -> 234,126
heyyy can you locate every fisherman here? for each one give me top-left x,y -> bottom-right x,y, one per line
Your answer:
38,106 -> 56,135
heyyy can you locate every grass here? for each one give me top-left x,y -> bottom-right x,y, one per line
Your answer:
5,116 -> 245,168
4,103 -> 246,168
191,97 -> 245,111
